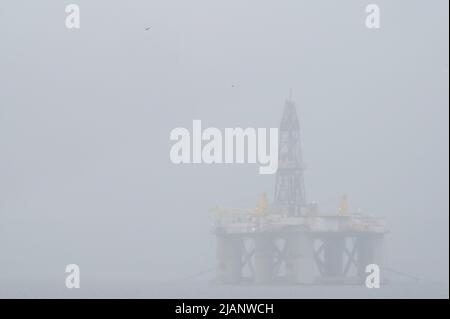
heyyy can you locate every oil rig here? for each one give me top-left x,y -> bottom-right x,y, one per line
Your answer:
212,97 -> 387,285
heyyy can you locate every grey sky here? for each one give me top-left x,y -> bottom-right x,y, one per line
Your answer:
0,0 -> 448,297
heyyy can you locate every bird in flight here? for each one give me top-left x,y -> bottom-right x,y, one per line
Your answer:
145,26 -> 151,31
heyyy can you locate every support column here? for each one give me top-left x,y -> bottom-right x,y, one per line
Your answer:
254,236 -> 276,284
285,233 -> 315,284
323,235 -> 345,277
356,234 -> 384,282
216,235 -> 243,284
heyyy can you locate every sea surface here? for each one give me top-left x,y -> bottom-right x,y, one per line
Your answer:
0,280 -> 448,299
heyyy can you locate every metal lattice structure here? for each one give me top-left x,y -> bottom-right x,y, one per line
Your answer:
274,99 -> 306,216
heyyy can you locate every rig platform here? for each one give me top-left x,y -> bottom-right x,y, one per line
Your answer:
212,98 -> 388,285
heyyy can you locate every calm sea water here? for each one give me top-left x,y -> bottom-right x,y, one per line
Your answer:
0,280 -> 448,299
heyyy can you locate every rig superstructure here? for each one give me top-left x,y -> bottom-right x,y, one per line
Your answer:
212,97 -> 387,285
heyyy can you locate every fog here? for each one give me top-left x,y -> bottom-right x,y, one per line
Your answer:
0,0 -> 448,298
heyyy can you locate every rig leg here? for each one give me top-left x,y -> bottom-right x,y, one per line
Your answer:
216,235 -> 243,284
254,236 -> 276,284
356,234 -> 384,282
323,235 -> 345,277
285,233 -> 315,284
